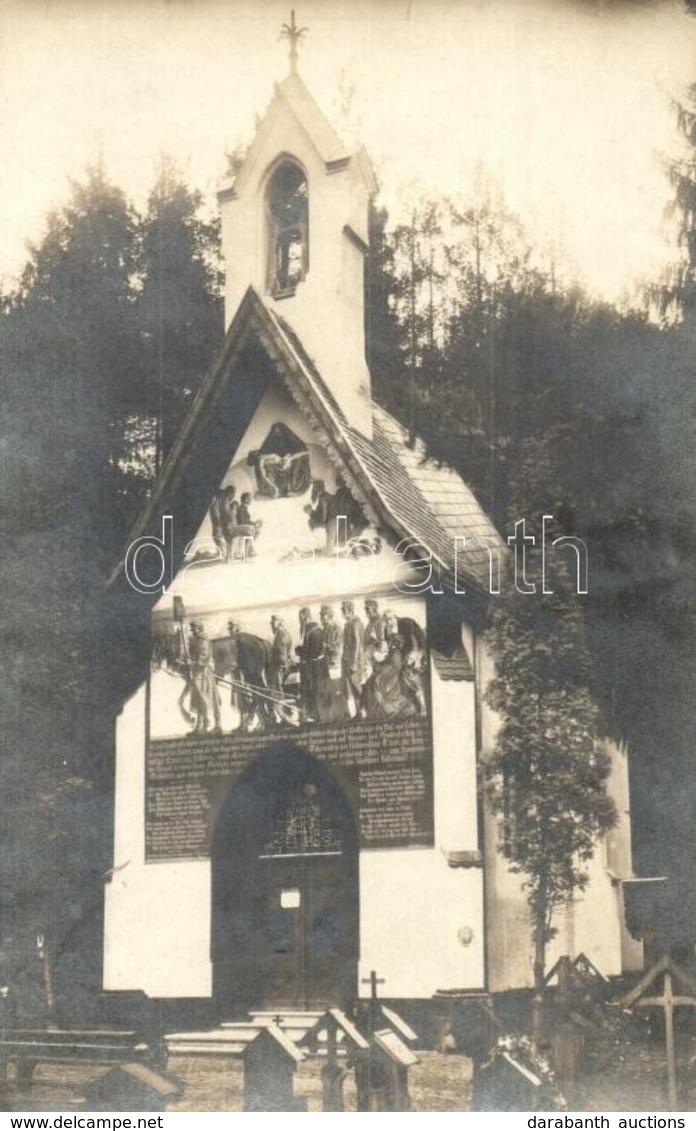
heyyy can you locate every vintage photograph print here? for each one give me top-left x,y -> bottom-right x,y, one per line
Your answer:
2,0 -> 696,1115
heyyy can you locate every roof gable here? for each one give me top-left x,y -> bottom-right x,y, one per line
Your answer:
110,286 -> 501,596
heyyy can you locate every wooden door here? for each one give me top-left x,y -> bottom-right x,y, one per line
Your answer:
258,852 -> 353,1008
212,747 -> 359,1015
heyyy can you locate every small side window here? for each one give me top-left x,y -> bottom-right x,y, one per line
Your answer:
266,161 -> 308,296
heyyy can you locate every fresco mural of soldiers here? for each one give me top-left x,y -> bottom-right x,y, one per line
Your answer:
152,598 -> 428,736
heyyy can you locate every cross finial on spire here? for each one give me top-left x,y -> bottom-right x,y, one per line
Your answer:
280,10 -> 308,75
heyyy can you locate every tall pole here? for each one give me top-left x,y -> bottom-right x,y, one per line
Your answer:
37,934 -> 56,1024
664,970 -> 678,1111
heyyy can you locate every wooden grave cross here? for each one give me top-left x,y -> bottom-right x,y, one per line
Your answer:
622,955 -> 696,1111
299,1008 -> 370,1112
362,970 -> 385,1001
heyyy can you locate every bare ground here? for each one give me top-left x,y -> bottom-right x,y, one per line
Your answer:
2,1028 -> 694,1112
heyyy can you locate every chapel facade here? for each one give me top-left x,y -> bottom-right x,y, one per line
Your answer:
103,42 -> 641,1017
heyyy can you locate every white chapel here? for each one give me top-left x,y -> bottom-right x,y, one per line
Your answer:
104,29 -> 641,1020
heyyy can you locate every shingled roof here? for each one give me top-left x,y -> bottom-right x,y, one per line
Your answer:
110,286 -> 502,595
349,406 -> 501,592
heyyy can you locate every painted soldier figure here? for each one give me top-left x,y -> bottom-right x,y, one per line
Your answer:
187,621 -> 222,734
363,598 -> 386,673
327,474 -> 368,552
296,607 -> 325,722
220,486 -> 239,561
319,604 -> 347,722
341,599 -> 366,716
305,475 -> 367,554
269,614 -> 293,693
219,485 -> 259,561
237,492 -> 262,555
305,478 -> 332,539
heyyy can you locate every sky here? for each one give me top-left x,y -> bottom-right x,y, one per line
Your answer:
1,0 -> 694,303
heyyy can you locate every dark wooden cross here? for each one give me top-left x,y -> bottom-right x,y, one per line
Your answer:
361,970 -> 385,1001
272,1013 -> 284,1027
622,955 -> 696,1111
280,10 -> 308,74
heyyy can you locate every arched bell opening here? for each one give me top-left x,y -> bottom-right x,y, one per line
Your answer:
265,158 -> 309,296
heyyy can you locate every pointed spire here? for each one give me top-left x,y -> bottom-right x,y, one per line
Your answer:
280,10 -> 308,75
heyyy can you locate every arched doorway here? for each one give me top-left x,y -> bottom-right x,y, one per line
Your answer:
211,745 -> 359,1016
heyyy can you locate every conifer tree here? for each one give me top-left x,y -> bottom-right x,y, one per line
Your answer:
0,160 -> 223,1017
138,156 -> 223,470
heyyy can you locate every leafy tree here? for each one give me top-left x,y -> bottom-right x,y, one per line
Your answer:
484,446 -> 617,1042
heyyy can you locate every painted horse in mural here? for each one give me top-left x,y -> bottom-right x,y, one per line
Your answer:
213,631 -> 300,731
151,629 -> 185,672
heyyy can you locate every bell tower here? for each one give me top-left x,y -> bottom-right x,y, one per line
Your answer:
217,14 -> 378,437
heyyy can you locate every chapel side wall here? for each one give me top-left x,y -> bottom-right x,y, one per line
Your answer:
358,650 -> 485,998
605,738 -> 644,973
478,637 -> 631,991
104,683 -> 212,999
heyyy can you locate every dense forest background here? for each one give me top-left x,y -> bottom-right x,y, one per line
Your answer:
1,64 -> 696,1017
